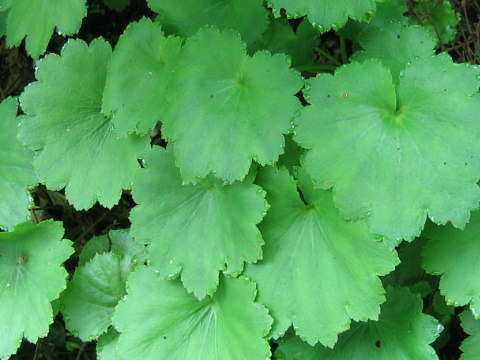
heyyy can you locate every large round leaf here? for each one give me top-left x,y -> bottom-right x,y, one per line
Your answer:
295,56 -> 480,244
163,27 -> 302,183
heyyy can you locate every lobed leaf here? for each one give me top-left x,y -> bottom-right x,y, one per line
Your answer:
422,211 -> 480,316
0,97 -> 36,230
130,146 -> 267,299
163,27 -> 302,183
18,38 -> 151,210
147,0 -> 268,48
102,17 -> 182,137
267,0 -> 379,32
0,0 -> 86,58
295,56 -> 480,245
460,310 -> 480,360
277,287 -> 442,360
244,166 -> 398,347
113,266 -> 273,360
0,221 -> 73,359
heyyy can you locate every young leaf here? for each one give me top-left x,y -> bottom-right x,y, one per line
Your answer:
351,22 -> 436,84
249,18 -> 319,68
295,56 -> 480,245
113,266 -> 273,360
460,310 -> 480,359
102,18 -> 182,137
0,220 -> 73,359
147,0 -> 268,48
267,0 -> 378,32
244,166 -> 398,347
277,287 -> 442,360
0,0 -> 86,58
78,229 -> 146,267
422,211 -> 480,316
61,252 -> 131,341
130,146 -> 267,299
162,27 -> 302,183
0,97 -> 36,230
18,38 -> 151,210
96,328 -> 120,360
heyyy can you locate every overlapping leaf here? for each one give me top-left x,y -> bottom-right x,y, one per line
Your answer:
0,0 -> 86,58
147,0 -> 268,47
130,146 -> 267,299
96,328 -> 120,360
0,221 -> 73,359
351,22 -> 436,84
61,253 -> 131,341
295,56 -> 480,244
277,287 -> 442,360
244,166 -> 398,347
18,38 -> 150,210
0,97 -> 36,230
460,310 -> 480,359
113,266 -> 273,360
267,0 -> 378,32
162,27 -> 302,183
422,211 -> 480,316
102,18 -> 182,136
250,18 -> 319,68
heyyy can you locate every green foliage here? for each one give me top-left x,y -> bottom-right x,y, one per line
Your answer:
1,1 -> 479,359
18,38 -> 151,210
113,266 -> 273,360
0,0 -> 86,58
0,221 -> 73,358
0,97 -> 36,230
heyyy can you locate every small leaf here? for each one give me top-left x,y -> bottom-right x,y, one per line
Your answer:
0,220 -> 73,359
0,97 -> 37,230
267,0 -> 379,32
102,17 -> 182,136
18,38 -> 151,210
147,0 -> 268,48
277,287 -> 442,360
113,266 -> 273,360
422,211 -> 480,315
1,0 -> 86,58
244,166 -> 398,347
163,27 -> 302,183
103,0 -> 130,12
295,56 -> 480,244
130,146 -> 267,299
61,253 -> 131,341
460,310 -> 480,359
96,328 -> 120,360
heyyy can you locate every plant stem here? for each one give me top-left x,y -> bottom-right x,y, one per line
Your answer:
314,47 -> 342,67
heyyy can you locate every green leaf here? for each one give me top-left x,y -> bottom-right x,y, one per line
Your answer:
460,310 -> 480,360
147,0 -> 268,48
102,18 -> 182,136
422,211 -> 480,316
351,23 -> 436,84
295,56 -> 480,245
163,27 -> 302,183
251,18 -> 319,68
61,252 -> 131,341
96,328 -> 120,360
267,0 -> 379,32
0,220 -> 73,359
78,229 -> 146,267
113,266 -> 273,360
18,38 -> 150,210
0,0 -> 86,58
277,287 -> 442,360
244,166 -> 398,347
130,146 -> 267,299
0,97 -> 36,230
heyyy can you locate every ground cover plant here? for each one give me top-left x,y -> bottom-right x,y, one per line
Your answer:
0,0 -> 480,359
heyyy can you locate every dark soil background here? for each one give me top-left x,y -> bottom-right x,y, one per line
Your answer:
1,0 -> 479,359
